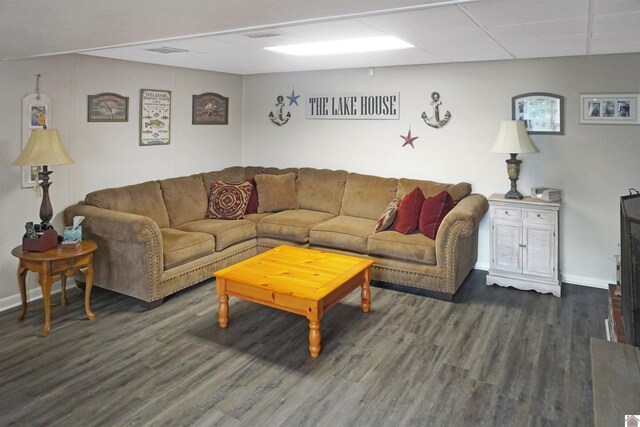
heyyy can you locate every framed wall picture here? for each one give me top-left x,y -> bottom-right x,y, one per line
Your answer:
140,89 -> 171,145
192,92 -> 229,125
88,93 -> 129,122
21,93 -> 50,187
580,94 -> 639,125
512,92 -> 564,135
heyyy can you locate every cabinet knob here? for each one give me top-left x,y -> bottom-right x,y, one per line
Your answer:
505,210 -> 509,214
519,243 -> 527,248
537,213 -> 541,218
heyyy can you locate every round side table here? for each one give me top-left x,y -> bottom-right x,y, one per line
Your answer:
11,240 -> 98,336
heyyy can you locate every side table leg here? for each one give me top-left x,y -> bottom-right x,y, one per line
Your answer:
361,267 -> 371,313
80,265 -> 95,320
216,278 -> 228,328
308,320 -> 321,357
16,266 -> 28,321
39,269 -> 53,336
60,274 -> 68,306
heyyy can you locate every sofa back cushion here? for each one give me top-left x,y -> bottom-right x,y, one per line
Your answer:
244,166 -> 298,179
296,168 -> 348,215
340,173 -> 398,220
200,167 -> 247,195
396,178 -> 472,203
159,175 -> 208,227
85,180 -> 170,228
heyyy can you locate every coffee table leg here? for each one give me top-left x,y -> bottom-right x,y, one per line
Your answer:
361,267 -> 371,313
308,320 -> 321,357
216,278 -> 228,328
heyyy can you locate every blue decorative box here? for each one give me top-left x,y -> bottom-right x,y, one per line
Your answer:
63,226 -> 82,241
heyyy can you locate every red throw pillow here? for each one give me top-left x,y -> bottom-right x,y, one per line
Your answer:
393,187 -> 425,234
419,191 -> 454,239
245,177 -> 259,214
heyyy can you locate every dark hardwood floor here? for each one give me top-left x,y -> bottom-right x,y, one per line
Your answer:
0,270 -> 607,426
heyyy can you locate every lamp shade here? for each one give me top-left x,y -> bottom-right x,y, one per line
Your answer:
490,120 -> 538,154
12,129 -> 74,166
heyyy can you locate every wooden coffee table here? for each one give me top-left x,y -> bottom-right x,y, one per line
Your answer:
213,245 -> 374,357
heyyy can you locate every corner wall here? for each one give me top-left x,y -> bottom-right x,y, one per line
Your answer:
242,53 -> 640,287
0,55 -> 243,303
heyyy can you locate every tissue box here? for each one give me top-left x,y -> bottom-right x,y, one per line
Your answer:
63,226 -> 82,241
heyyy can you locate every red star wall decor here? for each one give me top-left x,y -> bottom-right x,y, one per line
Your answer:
401,127 -> 419,148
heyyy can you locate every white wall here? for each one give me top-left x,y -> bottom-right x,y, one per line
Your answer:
0,55 -> 243,303
243,53 -> 640,287
1,52 -> 638,308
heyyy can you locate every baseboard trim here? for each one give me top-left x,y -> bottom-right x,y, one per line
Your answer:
0,282 -> 65,313
561,274 -> 609,289
475,262 -> 610,290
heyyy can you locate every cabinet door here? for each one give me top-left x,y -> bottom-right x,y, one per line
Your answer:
492,219 -> 522,273
522,224 -> 555,278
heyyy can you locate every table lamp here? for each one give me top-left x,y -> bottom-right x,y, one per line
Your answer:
490,120 -> 537,199
12,129 -> 75,230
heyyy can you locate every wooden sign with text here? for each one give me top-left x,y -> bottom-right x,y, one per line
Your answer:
305,93 -> 399,120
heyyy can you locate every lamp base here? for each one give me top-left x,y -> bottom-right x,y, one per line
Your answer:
505,189 -> 524,199
504,153 -> 524,199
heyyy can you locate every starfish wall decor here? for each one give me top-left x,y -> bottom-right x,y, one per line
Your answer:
400,127 -> 419,148
286,87 -> 300,106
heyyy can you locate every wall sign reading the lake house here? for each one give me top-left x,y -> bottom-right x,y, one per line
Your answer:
306,93 -> 399,120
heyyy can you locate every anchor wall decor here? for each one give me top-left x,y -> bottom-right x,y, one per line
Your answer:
269,95 -> 291,126
421,91 -> 451,128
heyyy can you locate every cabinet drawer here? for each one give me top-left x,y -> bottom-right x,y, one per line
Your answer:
51,254 -> 91,275
493,206 -> 522,220
524,209 -> 555,223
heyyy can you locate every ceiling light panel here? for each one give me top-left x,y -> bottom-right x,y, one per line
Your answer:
265,36 -> 413,56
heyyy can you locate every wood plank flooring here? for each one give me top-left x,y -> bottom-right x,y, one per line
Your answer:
0,270 -> 607,426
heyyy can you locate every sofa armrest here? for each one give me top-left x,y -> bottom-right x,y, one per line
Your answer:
437,194 -> 488,241
435,193 -> 488,276
63,204 -> 164,301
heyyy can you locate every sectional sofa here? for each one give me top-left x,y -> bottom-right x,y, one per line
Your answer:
63,166 -> 488,307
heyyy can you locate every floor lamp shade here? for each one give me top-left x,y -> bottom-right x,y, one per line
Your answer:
12,129 -> 74,231
491,120 -> 537,199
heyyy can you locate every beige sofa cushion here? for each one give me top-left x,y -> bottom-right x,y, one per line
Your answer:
177,219 -> 256,251
257,209 -> 334,243
244,166 -> 298,179
159,175 -> 208,227
310,215 -> 376,253
368,230 -> 436,264
397,178 -> 471,203
200,167 -> 247,194
255,172 -> 299,213
160,228 -> 215,270
297,168 -> 348,215
340,173 -> 398,220
85,180 -> 170,228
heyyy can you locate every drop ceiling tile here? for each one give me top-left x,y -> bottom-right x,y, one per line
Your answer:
500,34 -> 587,57
414,28 -> 512,62
488,18 -> 587,41
360,6 -> 477,35
593,11 -> 640,33
463,0 -> 589,27
590,28 -> 640,54
593,0 -> 640,15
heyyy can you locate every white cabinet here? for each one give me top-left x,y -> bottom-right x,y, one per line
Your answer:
486,194 -> 561,297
